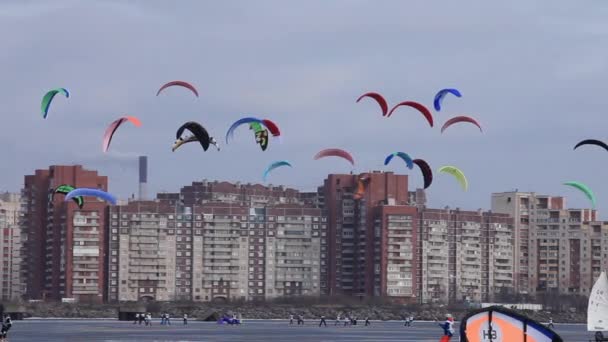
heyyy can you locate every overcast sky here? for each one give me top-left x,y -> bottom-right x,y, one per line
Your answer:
1,1 -> 607,215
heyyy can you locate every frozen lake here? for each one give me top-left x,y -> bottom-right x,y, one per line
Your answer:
4,319 -> 593,341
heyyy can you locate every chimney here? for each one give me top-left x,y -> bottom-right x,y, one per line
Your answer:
138,156 -> 148,200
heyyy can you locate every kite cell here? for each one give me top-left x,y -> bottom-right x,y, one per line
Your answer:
173,121 -> 219,152
384,152 -> 414,170
41,88 -> 69,119
102,116 -> 142,153
356,92 -> 388,116
50,184 -> 84,209
413,159 -> 433,189
313,148 -> 355,167
65,188 -> 117,205
438,165 -> 468,191
433,88 -> 462,112
262,160 -> 292,181
563,181 -> 596,209
574,139 -> 608,152
387,101 -> 434,127
156,81 -> 199,97
440,116 -> 482,133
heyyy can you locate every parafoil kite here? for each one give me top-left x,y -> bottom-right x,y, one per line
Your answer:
438,165 -> 468,191
387,101 -> 434,127
226,117 -> 266,144
173,121 -> 219,152
433,88 -> 462,112
563,181 -> 596,209
459,305 -> 563,342
262,160 -> 292,181
249,122 -> 269,151
313,148 -> 355,166
156,81 -> 199,97
41,88 -> 69,119
356,92 -> 388,116
353,175 -> 370,200
65,188 -> 117,205
50,184 -> 84,209
384,152 -> 414,169
574,139 -> 608,152
102,116 -> 142,153
413,159 -> 433,189
440,116 -> 482,133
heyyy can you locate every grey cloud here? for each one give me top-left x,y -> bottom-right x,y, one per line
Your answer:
1,0 -> 607,215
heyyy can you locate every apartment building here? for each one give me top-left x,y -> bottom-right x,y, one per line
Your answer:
417,208 -> 514,303
21,165 -> 108,302
107,182 -> 325,302
492,191 -> 600,295
0,192 -> 22,300
322,171 -> 422,301
373,205 -> 418,302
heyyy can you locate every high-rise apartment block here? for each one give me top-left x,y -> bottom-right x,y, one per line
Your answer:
21,165 -> 108,302
0,192 -> 23,300
322,171 -> 423,302
492,191 -> 604,296
417,208 -> 514,303
107,181 -> 324,302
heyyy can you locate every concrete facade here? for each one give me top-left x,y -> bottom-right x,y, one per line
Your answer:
0,192 -> 22,300
21,165 -> 108,302
322,171 -> 422,301
417,208 -> 514,303
491,191 -> 600,296
107,182 -> 325,302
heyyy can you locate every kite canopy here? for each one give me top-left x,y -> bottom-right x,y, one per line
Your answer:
574,139 -> 608,152
226,117 -> 266,144
441,116 -> 482,133
387,101 -> 434,127
174,121 -> 211,151
356,92 -> 388,116
41,88 -> 69,119
50,184 -> 83,209
438,165 -> 468,191
459,305 -> 563,342
563,181 -> 596,209
313,148 -> 355,167
65,188 -> 117,205
249,122 -> 269,151
384,152 -> 414,170
413,159 -> 433,189
156,81 -> 199,97
353,175 -> 370,200
262,160 -> 292,181
262,119 -> 281,137
102,116 -> 142,153
433,88 -> 462,112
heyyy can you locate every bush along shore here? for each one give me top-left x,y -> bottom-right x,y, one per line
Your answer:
1,300 -> 586,324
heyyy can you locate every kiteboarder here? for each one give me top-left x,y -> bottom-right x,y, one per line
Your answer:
0,315 -> 12,341
436,314 -> 455,342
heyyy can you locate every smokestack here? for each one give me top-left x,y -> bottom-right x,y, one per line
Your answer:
138,156 -> 148,200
